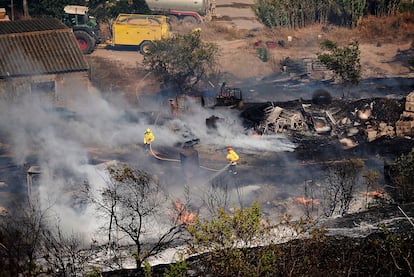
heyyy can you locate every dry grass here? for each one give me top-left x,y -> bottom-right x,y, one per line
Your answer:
201,22 -> 249,40
171,21 -> 249,40
198,13 -> 414,48
87,56 -> 151,101
356,13 -> 414,43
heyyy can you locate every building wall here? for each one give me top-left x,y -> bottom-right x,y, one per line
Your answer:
0,71 -> 90,107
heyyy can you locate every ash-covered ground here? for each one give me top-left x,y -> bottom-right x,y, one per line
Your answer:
1,73 -> 414,222
0,71 -> 413,274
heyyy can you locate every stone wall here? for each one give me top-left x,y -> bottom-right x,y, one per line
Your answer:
0,71 -> 90,108
396,91 -> 414,137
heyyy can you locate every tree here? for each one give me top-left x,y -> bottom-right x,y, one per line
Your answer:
0,202 -> 47,276
0,196 -> 93,276
321,158 -> 365,216
317,40 -> 361,97
367,0 -> 402,16
385,147 -> 414,203
41,221 -> 92,276
252,0 -> 285,28
362,170 -> 381,208
28,0 -> 85,19
88,0 -> 150,22
83,164 -> 186,274
26,0 -> 149,22
187,202 -> 281,276
143,29 -> 219,93
252,0 -> 341,28
333,0 -> 367,28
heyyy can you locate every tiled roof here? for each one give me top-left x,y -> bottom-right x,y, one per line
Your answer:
0,18 -> 89,78
0,18 -> 68,34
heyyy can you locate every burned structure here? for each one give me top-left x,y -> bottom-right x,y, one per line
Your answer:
258,104 -> 307,134
0,18 -> 90,106
396,91 -> 414,137
215,83 -> 243,108
241,89 -> 411,151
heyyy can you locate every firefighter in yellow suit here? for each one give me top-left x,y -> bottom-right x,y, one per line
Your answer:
144,128 -> 155,152
226,146 -> 239,174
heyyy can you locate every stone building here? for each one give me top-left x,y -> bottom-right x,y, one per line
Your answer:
0,18 -> 89,107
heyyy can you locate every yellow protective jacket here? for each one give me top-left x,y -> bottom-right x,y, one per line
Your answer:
226,150 -> 239,165
144,131 -> 155,145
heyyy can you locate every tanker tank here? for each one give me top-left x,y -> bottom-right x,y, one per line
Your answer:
145,0 -> 210,16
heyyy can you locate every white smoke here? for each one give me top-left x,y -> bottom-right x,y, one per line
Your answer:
160,96 -> 296,152
0,89 -> 296,242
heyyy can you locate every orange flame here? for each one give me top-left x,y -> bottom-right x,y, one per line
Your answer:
294,197 -> 320,205
361,190 -> 385,198
170,199 -> 196,225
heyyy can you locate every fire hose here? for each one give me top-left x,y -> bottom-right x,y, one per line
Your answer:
149,144 -> 224,172
149,144 -> 180,162
149,114 -> 227,172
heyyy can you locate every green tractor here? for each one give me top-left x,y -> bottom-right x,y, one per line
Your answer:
63,5 -> 102,54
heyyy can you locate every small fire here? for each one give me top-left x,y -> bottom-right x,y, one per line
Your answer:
170,199 -> 196,225
294,197 -> 320,206
361,190 -> 385,198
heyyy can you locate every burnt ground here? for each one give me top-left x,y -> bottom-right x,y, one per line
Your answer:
2,51 -> 414,277
105,203 -> 414,276
240,96 -> 414,161
74,9 -> 414,277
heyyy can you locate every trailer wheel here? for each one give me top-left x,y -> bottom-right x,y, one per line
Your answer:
182,16 -> 199,26
74,30 -> 96,54
140,41 -> 153,55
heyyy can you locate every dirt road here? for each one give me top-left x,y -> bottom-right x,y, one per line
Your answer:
214,0 -> 262,30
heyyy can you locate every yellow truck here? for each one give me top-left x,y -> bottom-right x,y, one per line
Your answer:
108,13 -> 172,54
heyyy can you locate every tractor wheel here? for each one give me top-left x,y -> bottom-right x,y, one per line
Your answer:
74,31 -> 96,54
140,41 -> 153,55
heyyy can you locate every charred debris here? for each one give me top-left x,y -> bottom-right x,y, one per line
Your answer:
239,89 -> 414,158
168,83 -> 414,160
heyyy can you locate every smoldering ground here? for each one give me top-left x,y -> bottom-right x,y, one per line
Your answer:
0,88 -> 301,242
1,77 -> 402,245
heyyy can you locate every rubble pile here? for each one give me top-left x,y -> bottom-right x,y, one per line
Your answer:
396,91 -> 414,137
257,104 -> 307,134
334,97 -> 405,146
241,93 -> 408,150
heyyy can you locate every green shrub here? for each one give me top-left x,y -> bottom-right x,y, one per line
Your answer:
86,266 -> 102,277
257,47 -> 269,62
164,259 -> 188,277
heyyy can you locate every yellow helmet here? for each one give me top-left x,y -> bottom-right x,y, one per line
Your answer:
146,128 -> 151,133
